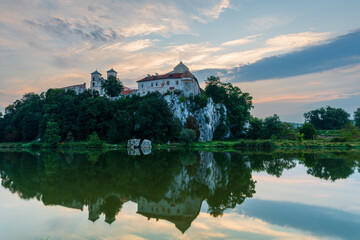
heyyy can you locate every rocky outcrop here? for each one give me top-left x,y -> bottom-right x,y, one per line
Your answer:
127,139 -> 141,149
141,139 -> 152,149
164,95 -> 229,142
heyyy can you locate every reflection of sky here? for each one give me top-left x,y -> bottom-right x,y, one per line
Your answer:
252,164 -> 360,214
0,164 -> 359,240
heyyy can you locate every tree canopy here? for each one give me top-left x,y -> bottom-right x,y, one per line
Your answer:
101,75 -> 124,97
304,106 -> 350,130
204,76 -> 253,138
0,89 -> 180,143
355,108 -> 360,127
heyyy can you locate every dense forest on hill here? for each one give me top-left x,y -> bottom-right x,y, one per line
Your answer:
0,75 -> 358,145
0,76 -> 253,143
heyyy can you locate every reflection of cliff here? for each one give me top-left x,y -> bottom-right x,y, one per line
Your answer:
1,150 -> 356,232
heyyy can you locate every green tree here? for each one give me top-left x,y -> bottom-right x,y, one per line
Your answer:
88,132 -> 103,148
247,117 -> 264,139
107,110 -> 133,143
204,76 -> 253,138
204,76 -> 227,104
43,122 -> 61,146
101,75 -> 124,97
263,114 -> 281,139
340,122 -> 360,142
179,129 -> 197,146
304,106 -> 350,130
354,108 -> 360,127
184,116 -> 200,139
134,92 -> 180,141
298,122 -> 316,140
278,122 -> 296,140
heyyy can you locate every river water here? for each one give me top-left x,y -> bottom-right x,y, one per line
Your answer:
0,150 -> 359,240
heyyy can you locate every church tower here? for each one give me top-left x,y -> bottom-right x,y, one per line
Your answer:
107,68 -> 117,79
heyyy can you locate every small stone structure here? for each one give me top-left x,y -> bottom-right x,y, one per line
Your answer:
127,139 -> 152,155
127,139 -> 141,149
141,139 -> 152,149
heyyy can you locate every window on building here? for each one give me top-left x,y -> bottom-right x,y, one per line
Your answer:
142,84 -> 144,88
167,81 -> 170,85
92,82 -> 95,87
92,77 -> 94,81
176,81 -> 179,85
156,82 -> 158,86
151,83 -> 153,87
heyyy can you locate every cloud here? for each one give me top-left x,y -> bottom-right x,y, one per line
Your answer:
25,17 -> 122,44
239,199 -> 360,240
225,30 -> 360,82
191,0 -> 232,23
221,34 -> 262,47
248,15 -> 288,31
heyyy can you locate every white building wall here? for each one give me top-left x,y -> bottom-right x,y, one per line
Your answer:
138,78 -> 200,97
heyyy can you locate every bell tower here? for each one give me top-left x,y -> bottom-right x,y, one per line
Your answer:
107,68 -> 117,79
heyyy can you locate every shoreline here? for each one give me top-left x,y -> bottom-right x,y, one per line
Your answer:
1,139 -> 360,151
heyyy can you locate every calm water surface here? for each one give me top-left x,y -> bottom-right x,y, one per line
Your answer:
0,150 -> 359,240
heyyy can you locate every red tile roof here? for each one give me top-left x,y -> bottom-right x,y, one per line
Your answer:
121,88 -> 137,95
137,73 -> 183,82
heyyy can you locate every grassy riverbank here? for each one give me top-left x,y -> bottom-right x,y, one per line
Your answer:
1,139 -> 360,150
158,139 -> 360,150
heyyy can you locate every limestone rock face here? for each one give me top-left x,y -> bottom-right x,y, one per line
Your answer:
141,139 -> 152,149
164,95 -> 229,142
127,139 -> 141,149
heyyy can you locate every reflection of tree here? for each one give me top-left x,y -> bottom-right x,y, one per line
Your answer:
0,150 -> 358,229
98,195 -> 124,224
299,152 -> 360,181
246,152 -> 297,177
207,153 -> 256,217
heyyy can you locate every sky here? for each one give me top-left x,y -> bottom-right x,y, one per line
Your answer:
1,0 -> 360,122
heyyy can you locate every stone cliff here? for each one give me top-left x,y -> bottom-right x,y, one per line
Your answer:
164,95 -> 229,142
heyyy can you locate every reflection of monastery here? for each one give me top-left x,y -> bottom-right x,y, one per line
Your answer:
62,62 -> 201,97
61,194 -> 202,233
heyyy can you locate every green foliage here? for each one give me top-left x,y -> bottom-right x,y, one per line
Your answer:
173,89 -> 183,95
0,113 -> 5,142
304,106 -> 350,130
189,94 -> 208,112
134,92 -> 181,142
298,123 -> 316,140
42,122 -> 61,146
247,117 -> 264,139
278,122 -> 296,140
107,110 -> 132,143
179,95 -> 186,103
204,76 -> 253,138
2,92 -> 44,142
88,132 -> 103,148
101,75 -> 124,97
179,129 -> 197,146
354,108 -> 360,127
213,122 -> 229,140
263,114 -> 281,139
296,132 -> 304,142
1,89 -> 185,143
204,76 -> 227,104
184,116 -> 200,139
340,122 -> 360,142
